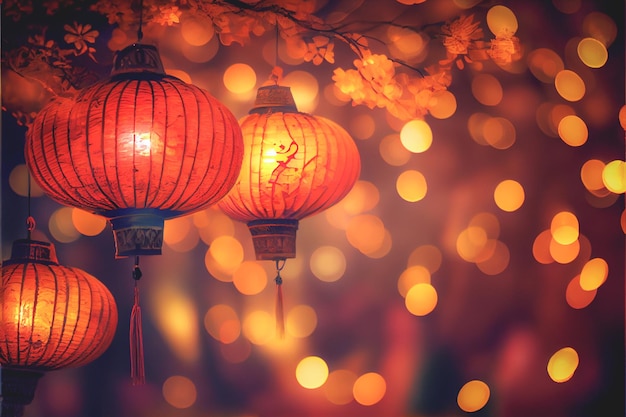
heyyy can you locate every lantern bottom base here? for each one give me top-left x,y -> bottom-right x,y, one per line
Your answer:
247,219 -> 299,261
108,210 -> 172,258
0,367 -> 45,417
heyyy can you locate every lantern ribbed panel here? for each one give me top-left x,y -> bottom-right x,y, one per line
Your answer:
218,111 -> 361,221
0,256 -> 118,371
25,75 -> 243,217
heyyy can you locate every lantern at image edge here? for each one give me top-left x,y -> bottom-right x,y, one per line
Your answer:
25,44 -> 244,257
218,84 -> 361,260
0,239 -> 118,416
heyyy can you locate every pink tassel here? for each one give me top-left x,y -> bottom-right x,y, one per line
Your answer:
275,278 -> 285,339
130,260 -> 145,385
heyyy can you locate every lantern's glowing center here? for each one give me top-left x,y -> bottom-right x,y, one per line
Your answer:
134,132 -> 152,156
263,148 -> 278,164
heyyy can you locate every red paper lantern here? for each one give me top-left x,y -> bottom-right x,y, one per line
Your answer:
218,84 -> 361,260
0,239 -> 118,415
25,44 -> 243,257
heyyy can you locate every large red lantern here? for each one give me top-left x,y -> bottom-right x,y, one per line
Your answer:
1,238 -> 118,416
218,84 -> 361,260
25,44 -> 244,257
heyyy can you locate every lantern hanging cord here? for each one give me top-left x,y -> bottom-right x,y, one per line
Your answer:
136,0 -> 144,43
274,258 -> 285,285
26,164 -> 35,240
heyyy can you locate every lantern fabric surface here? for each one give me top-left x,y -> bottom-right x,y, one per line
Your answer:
218,85 -> 361,260
25,44 -> 244,257
0,239 -> 118,371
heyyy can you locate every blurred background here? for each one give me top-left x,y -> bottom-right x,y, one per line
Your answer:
1,1 -> 624,416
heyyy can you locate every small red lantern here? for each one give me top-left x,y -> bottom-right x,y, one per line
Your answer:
25,44 -> 243,257
218,84 -> 361,260
1,239 -> 118,416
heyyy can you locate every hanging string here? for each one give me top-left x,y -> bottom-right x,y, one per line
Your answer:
136,0 -> 144,43
274,258 -> 286,339
26,167 -> 35,240
130,255 -> 145,385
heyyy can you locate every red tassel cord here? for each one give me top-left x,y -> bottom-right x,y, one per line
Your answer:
274,259 -> 286,339
130,256 -> 145,385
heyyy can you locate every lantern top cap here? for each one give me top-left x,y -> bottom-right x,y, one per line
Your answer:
111,43 -> 166,76
3,239 -> 59,266
249,85 -> 299,115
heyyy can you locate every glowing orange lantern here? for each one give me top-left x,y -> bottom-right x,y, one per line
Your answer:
218,84 -> 361,261
0,238 -> 118,416
25,44 -> 243,257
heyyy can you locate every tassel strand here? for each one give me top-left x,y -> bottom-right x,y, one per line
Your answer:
274,259 -> 286,339
130,256 -> 145,385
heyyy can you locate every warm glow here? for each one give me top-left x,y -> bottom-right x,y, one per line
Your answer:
581,159 -> 607,191
398,265 -> 431,298
232,261 -> 268,295
547,347 -> 579,383
577,37 -> 608,68
549,237 -> 580,264
550,211 -> 579,245
400,119 -> 433,153
476,240 -> 510,275
204,304 -> 241,344
429,90 -> 457,119
583,11 -> 618,47
346,214 -> 386,255
457,226 -> 490,262
602,160 -> 626,193
284,71 -> 319,112
486,5 -> 518,36
224,63 -> 257,95
352,372 -> 386,406
528,48 -> 564,83
566,275 -> 597,309
408,244 -> 442,273
483,116 -> 516,149
296,356 -> 329,389
208,235 -> 244,276
151,284 -> 200,363
350,113 -> 376,140
579,257 -> 608,291
180,13 -> 214,46
558,115 -> 588,146
457,380 -> 490,412
396,170 -> 427,202
49,207 -> 81,243
310,246 -> 347,282
405,283 -> 438,316
286,304 -> 317,338
472,74 -> 503,106
242,310 -> 274,345
162,375 -> 197,409
164,215 -> 193,245
324,369 -> 358,405
554,70 -> 585,102
379,134 -> 411,166
494,179 -> 525,212
8,164 -> 44,197
71,208 -> 107,236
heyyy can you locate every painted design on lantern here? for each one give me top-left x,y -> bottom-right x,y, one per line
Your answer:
263,137 -> 300,189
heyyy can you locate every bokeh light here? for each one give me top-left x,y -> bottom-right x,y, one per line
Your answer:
550,211 -> 579,245
8,164 -> 44,197
457,380 -> 490,412
346,214 -> 386,255
49,207 -> 81,243
527,48 -> 564,83
398,265 -> 431,298
494,179 -> 525,212
242,310 -> 274,345
472,74 -> 503,106
379,133 -> 412,166
407,244 -> 442,273
566,274 -> 597,309
429,90 -> 457,119
558,114 -> 588,146
400,119 -> 432,153
547,347 -> 579,383
205,304 -> 241,344
296,356 -> 329,389
232,261 -> 268,295
405,283 -> 438,316
602,160 -> 626,194
579,257 -> 608,291
283,70 -> 319,113
162,375 -> 197,409
180,13 -> 214,46
71,208 -> 106,236
324,369 -> 358,405
224,63 -> 257,95
554,70 -> 585,102
286,304 -> 317,338
577,37 -> 608,68
353,372 -> 386,406
310,246 -> 346,282
396,170 -> 427,202
486,5 -> 518,36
